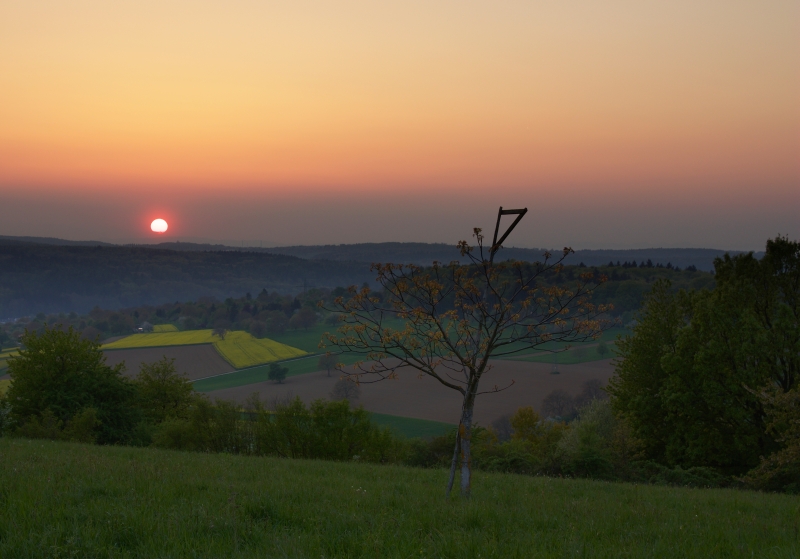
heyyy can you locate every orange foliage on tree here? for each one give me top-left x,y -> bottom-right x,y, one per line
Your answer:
323,223 -> 612,497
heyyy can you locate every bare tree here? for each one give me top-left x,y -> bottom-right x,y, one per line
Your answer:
330,378 -> 361,402
490,414 -> 514,442
541,389 -> 575,418
317,353 -> 339,377
213,327 -> 228,340
323,208 -> 612,497
574,378 -> 608,410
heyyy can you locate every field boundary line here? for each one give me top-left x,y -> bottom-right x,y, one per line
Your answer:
192,352 -> 321,382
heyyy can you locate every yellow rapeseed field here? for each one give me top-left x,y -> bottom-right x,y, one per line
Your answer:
102,330 -> 307,369
212,332 -> 307,369
152,324 -> 179,333
103,330 -> 219,349
0,379 -> 10,396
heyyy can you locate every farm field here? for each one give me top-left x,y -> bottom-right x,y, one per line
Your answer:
1,438 -> 797,558
193,351 -> 361,391
506,344 -> 615,366
203,358 -> 616,426
103,345 -> 234,381
0,379 -> 9,395
103,329 -> 221,348
270,319 -> 407,354
103,329 -> 307,369
151,324 -> 178,332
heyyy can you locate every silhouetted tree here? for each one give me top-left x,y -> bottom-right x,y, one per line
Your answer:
324,224 -> 610,497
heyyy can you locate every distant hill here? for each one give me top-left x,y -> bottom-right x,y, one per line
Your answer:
0,235 -> 114,247
0,235 -> 760,271
0,235 -> 762,317
262,243 -> 760,271
0,241 -> 372,317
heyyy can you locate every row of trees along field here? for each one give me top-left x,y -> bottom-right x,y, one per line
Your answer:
0,260 -> 712,351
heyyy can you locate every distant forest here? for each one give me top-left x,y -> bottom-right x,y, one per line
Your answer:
0,240 -> 372,318
0,236 -> 725,318
0,257 -> 714,349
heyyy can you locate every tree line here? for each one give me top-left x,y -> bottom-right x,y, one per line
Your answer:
0,261 -> 711,351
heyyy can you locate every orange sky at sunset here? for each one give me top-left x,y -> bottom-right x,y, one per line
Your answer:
0,1 -> 797,249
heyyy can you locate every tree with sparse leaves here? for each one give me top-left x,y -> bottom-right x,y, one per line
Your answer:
323,224 -> 611,497
317,353 -> 339,377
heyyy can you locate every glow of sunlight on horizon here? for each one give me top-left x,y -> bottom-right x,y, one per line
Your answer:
0,0 -> 797,249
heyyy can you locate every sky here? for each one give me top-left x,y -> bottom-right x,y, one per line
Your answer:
0,0 -> 797,250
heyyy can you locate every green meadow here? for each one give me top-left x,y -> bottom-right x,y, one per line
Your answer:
1,438 -> 797,558
192,352 -> 362,392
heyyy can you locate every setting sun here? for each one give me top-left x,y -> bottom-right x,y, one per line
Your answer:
150,219 -> 168,233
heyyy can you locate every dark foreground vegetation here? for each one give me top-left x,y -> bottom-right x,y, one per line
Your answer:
1,315 -> 797,492
1,438 -> 797,558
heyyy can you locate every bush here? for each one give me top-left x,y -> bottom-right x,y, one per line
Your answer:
555,399 -> 615,478
6,326 -> 138,444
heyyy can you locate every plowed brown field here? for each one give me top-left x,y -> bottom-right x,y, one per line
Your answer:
204,359 -> 615,426
103,345 -> 233,380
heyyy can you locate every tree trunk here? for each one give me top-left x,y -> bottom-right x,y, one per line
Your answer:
447,391 -> 476,497
459,394 -> 475,498
446,431 -> 461,496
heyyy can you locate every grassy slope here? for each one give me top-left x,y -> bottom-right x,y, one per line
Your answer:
1,439 -> 797,558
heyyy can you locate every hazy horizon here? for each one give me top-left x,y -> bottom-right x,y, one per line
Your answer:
1,1 -> 797,251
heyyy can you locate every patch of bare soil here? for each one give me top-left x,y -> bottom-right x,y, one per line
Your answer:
103,345 -> 233,380
204,359 -> 615,426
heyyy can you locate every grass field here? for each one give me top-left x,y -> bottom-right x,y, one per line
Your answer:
498,327 -> 628,365
508,344 -> 614,365
272,319 -> 408,354
370,412 -> 454,438
193,352 -> 362,391
103,329 -> 307,369
1,439 -> 797,558
151,324 -> 178,332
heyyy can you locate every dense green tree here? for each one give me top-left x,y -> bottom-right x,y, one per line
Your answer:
609,237 -> 800,474
133,357 -> 196,424
6,326 -> 138,444
268,363 -> 288,384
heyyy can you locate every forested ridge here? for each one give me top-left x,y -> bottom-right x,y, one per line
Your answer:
0,241 -> 373,317
0,238 -> 717,319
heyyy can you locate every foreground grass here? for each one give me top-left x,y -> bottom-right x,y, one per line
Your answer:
1,439 -> 798,558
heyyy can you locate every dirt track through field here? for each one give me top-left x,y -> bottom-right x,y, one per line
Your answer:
103,346 -> 233,380
204,359 -> 615,426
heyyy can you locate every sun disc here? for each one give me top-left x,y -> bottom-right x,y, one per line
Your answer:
150,218 -> 168,233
